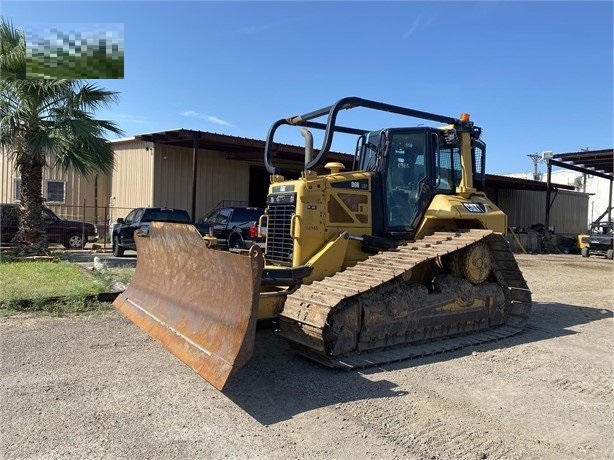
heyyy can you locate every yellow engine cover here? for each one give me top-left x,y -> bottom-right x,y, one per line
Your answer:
416,193 -> 508,239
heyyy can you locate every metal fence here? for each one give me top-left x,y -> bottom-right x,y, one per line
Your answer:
46,203 -> 139,249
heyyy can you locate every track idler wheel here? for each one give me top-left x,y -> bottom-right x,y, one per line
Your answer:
451,242 -> 491,284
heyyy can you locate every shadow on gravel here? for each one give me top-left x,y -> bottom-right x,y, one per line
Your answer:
222,301 -> 611,425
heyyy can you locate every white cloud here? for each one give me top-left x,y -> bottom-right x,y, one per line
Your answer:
180,110 -> 200,118
403,15 -> 422,39
180,110 -> 233,126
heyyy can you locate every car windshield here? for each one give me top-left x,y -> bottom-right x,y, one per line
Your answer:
142,209 -> 191,223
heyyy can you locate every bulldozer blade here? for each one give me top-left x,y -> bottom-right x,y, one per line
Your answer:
113,222 -> 264,390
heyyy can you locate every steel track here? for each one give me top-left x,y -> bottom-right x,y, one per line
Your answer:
279,229 -> 532,369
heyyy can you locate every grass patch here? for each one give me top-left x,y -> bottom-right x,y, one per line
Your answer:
0,259 -> 129,316
99,266 -> 134,287
0,260 -> 106,300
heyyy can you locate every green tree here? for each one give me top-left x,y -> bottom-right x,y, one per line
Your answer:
0,18 -> 123,254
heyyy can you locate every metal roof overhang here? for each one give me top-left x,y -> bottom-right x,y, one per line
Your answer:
551,149 -> 613,180
134,129 -> 353,166
133,129 -> 579,191
483,174 -> 575,192
131,129 -> 596,223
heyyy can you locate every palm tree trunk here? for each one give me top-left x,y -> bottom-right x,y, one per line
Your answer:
16,153 -> 48,255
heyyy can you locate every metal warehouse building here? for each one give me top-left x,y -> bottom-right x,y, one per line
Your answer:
481,175 -> 586,235
107,129 -> 352,223
107,129 -> 591,237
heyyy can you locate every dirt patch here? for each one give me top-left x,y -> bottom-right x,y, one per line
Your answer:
1,254 -> 612,459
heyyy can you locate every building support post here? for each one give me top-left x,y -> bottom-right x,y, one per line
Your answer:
545,161 -> 552,232
94,174 -> 98,228
609,179 -> 613,223
191,134 -> 198,222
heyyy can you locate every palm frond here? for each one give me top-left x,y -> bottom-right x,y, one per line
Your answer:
53,134 -> 116,176
0,18 -> 26,80
72,82 -> 121,111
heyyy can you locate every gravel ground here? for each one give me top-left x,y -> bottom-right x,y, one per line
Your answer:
1,253 -> 612,459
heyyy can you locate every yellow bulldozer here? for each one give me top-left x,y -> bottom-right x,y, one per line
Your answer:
114,97 -> 532,390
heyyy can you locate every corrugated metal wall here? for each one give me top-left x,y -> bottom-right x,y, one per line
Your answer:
195,149 -> 249,218
0,147 -> 15,201
109,140 -> 154,222
151,144 -> 193,214
0,147 -> 111,225
491,188 -> 589,235
152,144 -> 249,220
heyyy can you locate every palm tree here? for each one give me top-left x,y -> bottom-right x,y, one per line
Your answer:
0,18 -> 123,254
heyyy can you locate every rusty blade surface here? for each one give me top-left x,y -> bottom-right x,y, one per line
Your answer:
113,222 -> 263,390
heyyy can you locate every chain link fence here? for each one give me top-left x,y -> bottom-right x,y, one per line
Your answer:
45,203 -> 138,249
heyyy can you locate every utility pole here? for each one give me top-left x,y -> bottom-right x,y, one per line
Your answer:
527,153 -> 541,180
580,147 -> 589,192
528,151 -> 554,181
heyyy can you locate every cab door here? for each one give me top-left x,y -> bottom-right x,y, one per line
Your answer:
382,129 -> 434,236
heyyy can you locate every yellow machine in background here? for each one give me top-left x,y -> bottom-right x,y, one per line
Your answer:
114,97 -> 532,389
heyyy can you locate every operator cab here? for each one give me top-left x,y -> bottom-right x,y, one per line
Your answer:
355,126 -> 471,238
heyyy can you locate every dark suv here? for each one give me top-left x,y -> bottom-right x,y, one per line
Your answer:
0,203 -> 98,249
111,207 -> 192,257
195,207 -> 265,250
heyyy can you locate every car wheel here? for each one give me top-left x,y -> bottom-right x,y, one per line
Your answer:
113,235 -> 125,257
64,233 -> 84,249
229,236 -> 244,250
581,247 -> 589,258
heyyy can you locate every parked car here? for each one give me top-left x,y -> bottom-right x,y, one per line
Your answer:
195,206 -> 265,250
0,203 -> 98,249
112,207 -> 192,257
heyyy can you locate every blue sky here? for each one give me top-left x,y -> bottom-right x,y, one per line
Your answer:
2,1 -> 613,175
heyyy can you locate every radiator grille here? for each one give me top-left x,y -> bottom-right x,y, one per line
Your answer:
265,203 -> 295,265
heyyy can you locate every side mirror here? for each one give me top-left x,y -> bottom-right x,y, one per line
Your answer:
116,217 -> 124,224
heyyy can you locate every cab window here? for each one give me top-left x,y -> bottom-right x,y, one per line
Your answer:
436,145 -> 461,191
216,209 -> 232,224
359,132 -> 381,171
385,132 -> 428,228
231,208 -> 262,223
41,208 -> 57,222
124,209 -> 138,225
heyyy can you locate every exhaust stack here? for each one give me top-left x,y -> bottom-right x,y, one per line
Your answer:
301,127 -> 313,169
